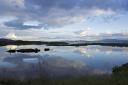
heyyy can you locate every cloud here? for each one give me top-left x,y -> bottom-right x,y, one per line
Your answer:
0,0 -> 25,15
25,0 -> 128,12
0,0 -> 127,41
79,28 -> 92,37
4,20 -> 42,29
0,0 -> 127,30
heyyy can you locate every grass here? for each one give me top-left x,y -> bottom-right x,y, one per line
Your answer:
0,75 -> 128,85
113,63 -> 128,75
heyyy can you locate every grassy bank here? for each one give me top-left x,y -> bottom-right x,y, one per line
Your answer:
0,75 -> 128,85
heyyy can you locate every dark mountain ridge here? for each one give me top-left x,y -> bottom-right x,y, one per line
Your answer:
0,38 -> 128,47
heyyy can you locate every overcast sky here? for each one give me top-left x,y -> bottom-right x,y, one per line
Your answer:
0,0 -> 128,41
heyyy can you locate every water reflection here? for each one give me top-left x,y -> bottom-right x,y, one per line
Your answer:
2,54 -> 88,79
77,46 -> 128,57
78,48 -> 91,57
23,58 -> 39,63
0,62 -> 16,68
6,45 -> 17,50
0,45 -> 128,79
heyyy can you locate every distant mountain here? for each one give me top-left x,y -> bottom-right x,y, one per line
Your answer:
0,38 -> 14,42
0,38 -> 128,47
97,39 -> 128,43
0,38 -> 15,46
0,38 -> 69,46
67,39 -> 128,44
0,38 -> 42,46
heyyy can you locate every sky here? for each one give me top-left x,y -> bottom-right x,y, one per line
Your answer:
0,0 -> 128,41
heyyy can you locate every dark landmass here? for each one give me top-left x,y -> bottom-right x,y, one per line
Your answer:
0,38 -> 68,46
0,38 -> 128,47
0,38 -> 42,46
7,48 -> 40,53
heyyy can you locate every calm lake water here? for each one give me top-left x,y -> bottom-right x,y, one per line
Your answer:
0,45 -> 128,79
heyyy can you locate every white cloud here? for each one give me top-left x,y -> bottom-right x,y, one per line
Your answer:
79,28 -> 93,37
93,8 -> 116,16
23,21 -> 41,26
6,32 -> 17,39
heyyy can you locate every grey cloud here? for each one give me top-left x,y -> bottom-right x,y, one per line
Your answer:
4,20 -> 42,29
23,0 -> 128,28
25,0 -> 128,13
1,0 -> 128,29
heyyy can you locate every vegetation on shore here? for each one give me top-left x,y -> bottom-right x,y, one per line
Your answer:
0,75 -> 128,85
113,63 -> 128,75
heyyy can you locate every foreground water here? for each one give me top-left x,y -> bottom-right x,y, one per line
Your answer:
0,45 -> 128,79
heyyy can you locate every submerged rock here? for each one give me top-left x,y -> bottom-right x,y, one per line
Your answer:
7,50 -> 16,53
44,48 -> 50,51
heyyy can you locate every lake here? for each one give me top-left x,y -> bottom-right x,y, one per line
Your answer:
0,45 -> 128,80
